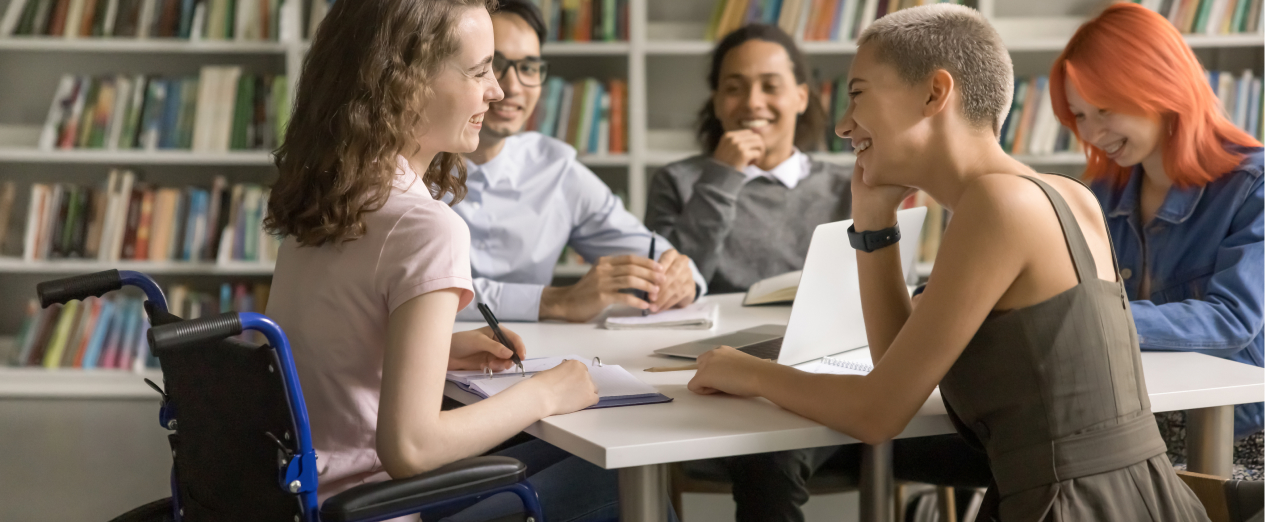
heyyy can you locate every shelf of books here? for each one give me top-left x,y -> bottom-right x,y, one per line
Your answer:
0,36 -> 292,53
0,148 -> 275,165
541,41 -> 633,55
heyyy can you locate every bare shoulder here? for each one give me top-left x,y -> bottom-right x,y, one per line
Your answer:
954,174 -> 1058,231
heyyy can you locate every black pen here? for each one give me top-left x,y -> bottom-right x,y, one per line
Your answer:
643,235 -> 656,316
476,302 -> 524,375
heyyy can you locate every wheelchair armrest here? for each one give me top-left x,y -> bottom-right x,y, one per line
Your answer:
320,456 -> 527,522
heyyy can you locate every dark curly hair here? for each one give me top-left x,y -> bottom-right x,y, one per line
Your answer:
266,0 -> 496,247
697,24 -> 825,155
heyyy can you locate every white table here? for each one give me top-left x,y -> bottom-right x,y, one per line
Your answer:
449,293 -> 1265,522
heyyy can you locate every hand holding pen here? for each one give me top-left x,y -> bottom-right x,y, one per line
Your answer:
477,303 -> 525,374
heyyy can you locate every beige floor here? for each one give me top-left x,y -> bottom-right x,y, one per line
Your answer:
680,491 -> 860,522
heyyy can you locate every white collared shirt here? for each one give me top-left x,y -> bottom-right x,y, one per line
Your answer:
741,149 -> 811,189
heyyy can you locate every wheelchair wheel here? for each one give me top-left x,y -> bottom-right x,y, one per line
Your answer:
109,497 -> 175,522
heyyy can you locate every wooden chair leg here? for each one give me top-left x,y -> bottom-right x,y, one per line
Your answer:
669,463 -> 685,520
936,486 -> 957,522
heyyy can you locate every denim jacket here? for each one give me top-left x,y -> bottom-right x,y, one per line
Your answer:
1091,145 -> 1264,437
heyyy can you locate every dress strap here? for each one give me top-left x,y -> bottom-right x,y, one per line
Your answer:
1019,175 -> 1099,283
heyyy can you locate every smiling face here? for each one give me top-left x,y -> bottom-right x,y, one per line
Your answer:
482,12 -> 543,140
1062,76 -> 1163,168
834,44 -> 930,186
712,40 -> 809,157
416,7 -> 504,155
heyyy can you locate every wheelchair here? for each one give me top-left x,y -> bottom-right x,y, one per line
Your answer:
37,269 -> 545,522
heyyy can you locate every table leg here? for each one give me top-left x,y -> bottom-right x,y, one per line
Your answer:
1186,405 -> 1234,478
619,464 -> 669,522
860,442 -> 894,522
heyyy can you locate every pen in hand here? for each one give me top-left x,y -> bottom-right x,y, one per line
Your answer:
476,303 -> 524,375
642,235 -> 656,316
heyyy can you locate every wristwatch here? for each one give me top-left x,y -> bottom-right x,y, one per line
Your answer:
848,223 -> 900,253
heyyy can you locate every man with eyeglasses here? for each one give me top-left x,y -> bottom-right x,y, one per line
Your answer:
454,0 -> 706,323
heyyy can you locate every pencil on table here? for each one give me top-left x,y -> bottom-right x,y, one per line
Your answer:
643,363 -> 699,372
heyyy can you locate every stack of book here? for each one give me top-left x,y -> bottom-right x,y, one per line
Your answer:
21,170 -> 281,264
999,76 -> 1082,157
1133,0 -> 1262,35
706,0 -> 966,43
9,281 -> 270,371
525,76 -> 627,155
1208,69 -> 1264,142
39,67 -> 289,152
0,0 -> 295,40
532,0 -> 628,42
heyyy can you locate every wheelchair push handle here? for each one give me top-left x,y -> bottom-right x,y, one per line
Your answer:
37,270 -> 124,307
149,313 -> 244,352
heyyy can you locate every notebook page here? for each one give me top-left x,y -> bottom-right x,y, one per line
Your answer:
794,356 -> 873,376
446,355 -> 585,385
747,270 -> 802,300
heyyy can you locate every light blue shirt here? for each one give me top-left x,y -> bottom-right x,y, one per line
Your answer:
453,132 -> 707,322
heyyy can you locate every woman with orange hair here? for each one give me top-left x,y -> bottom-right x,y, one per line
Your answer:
1051,2 -> 1264,479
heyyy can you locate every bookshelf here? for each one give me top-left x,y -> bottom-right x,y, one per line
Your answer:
0,0 -> 1261,356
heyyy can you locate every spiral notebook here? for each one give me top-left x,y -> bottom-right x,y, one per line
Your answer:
446,355 -> 673,409
794,356 -> 874,376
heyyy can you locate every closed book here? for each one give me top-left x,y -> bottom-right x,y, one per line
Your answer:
77,0 -> 96,34
230,73 -> 254,149
25,304 -> 61,366
192,66 -> 220,151
86,77 -> 116,148
68,186 -> 92,257
61,296 -> 96,367
135,0 -> 153,36
118,298 -> 143,370
32,0 -> 53,34
171,187 -> 190,259
1,0 -> 30,36
119,74 -> 148,149
120,186 -> 143,259
80,297 -> 114,368
177,77 -> 200,148
608,79 -> 625,154
73,77 -> 100,148
61,0 -> 85,36
42,299 -> 80,368
101,0 -> 117,35
1011,76 -> 1041,155
148,188 -> 176,262
157,0 -> 178,36
159,78 -> 183,149
133,187 -> 154,260
39,75 -> 76,150
106,75 -> 131,149
184,188 -> 207,260
47,0 -> 70,36
241,184 -> 261,261
0,181 -> 15,255
84,187 -> 106,259
139,78 -> 168,150
48,184 -> 69,258
205,175 -> 226,259
271,75 -> 289,143
175,0 -> 192,36
215,67 -> 242,151
11,300 -> 40,366
113,0 -> 140,35
224,183 -> 242,259
100,297 -> 130,368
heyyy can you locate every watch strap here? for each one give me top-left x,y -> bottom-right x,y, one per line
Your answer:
848,224 -> 901,253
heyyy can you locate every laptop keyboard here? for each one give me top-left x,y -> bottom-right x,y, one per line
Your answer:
738,337 -> 783,360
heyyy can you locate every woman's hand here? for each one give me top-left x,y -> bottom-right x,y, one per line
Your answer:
713,130 -> 766,170
448,326 -> 526,372
687,346 -> 773,397
531,360 -> 600,415
850,163 -> 918,231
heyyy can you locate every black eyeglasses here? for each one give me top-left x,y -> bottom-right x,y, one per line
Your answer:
493,52 -> 548,87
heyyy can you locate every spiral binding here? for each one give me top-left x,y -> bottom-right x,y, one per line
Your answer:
820,357 -> 874,373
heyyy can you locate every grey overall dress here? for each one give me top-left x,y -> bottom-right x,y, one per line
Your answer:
939,176 -> 1210,521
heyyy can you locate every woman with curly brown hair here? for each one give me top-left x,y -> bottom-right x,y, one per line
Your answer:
263,0 -> 619,520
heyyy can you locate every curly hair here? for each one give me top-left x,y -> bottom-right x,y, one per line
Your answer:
266,0 -> 496,247
697,24 -> 825,155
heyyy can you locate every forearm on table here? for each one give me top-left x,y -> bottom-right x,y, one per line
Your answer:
755,363 -> 910,445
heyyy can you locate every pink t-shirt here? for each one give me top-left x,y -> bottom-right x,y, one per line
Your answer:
267,157 -> 474,501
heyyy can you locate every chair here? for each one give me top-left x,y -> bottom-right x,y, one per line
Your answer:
668,456 -> 859,519
37,270 -> 545,522
1176,470 -> 1265,522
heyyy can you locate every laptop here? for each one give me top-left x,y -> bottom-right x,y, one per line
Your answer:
653,207 -> 928,366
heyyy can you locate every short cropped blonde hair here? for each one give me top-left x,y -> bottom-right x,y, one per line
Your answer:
859,4 -> 1013,133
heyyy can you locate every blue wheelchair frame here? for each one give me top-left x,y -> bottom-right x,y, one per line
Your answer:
50,270 -> 544,522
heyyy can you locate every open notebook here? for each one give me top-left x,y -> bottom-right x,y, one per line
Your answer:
742,270 -> 803,306
794,356 -> 874,376
603,301 -> 718,330
446,356 -> 673,409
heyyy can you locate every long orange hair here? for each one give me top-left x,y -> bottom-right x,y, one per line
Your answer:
1049,2 -> 1261,188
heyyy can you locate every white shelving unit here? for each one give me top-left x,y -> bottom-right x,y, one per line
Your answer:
0,0 -> 1259,341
